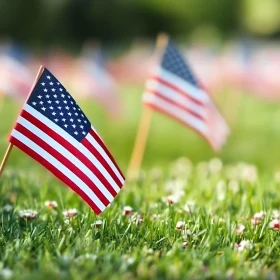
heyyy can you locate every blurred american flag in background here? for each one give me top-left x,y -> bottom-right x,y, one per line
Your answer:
143,39 -> 229,151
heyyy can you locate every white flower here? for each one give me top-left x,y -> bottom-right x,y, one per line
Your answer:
152,214 -> 161,220
236,224 -> 245,234
175,221 -> 185,230
44,200 -> 58,209
162,195 -> 179,204
228,180 -> 240,194
173,157 -> 193,175
123,206 -> 133,216
268,219 -> 280,231
2,204 -> 13,212
209,158 -> 223,173
164,179 -> 185,193
0,268 -> 13,279
125,257 -> 135,265
75,254 -> 97,262
19,209 -> 38,220
92,220 -> 103,228
272,210 -> 280,219
129,213 -> 144,226
63,208 -> 78,218
183,200 -> 195,213
235,240 -> 253,251
251,211 -> 265,225
216,180 -> 226,201
241,164 -> 257,182
182,241 -> 188,248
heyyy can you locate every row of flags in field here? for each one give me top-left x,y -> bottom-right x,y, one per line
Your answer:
0,35 -> 228,215
0,43 -> 121,117
2,39 -> 280,109
0,35 -> 278,214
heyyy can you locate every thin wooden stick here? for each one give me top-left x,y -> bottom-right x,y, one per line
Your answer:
0,143 -> 13,178
126,106 -> 153,180
0,65 -> 45,179
127,33 -> 169,180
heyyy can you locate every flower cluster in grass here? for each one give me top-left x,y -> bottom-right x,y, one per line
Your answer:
0,157 -> 280,279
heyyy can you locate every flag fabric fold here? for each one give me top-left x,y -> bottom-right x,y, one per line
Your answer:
9,68 -> 125,214
143,40 -> 229,151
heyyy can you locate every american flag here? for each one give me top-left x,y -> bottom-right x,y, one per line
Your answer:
143,40 -> 229,151
9,68 -> 125,214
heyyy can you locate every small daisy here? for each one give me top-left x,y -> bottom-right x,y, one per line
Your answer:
251,211 -> 265,225
183,201 -> 195,213
129,213 -> 144,226
272,210 -> 280,219
182,241 -> 188,248
162,195 -> 180,204
2,204 -> 13,212
175,221 -> 185,230
228,180 -> 240,194
216,180 -> 226,201
123,206 -> 133,216
241,164 -> 257,182
152,214 -> 161,220
18,209 -> 38,220
268,219 -> 280,231
209,158 -> 223,173
235,240 -> 253,251
44,200 -> 58,209
63,208 -> 78,218
236,224 -> 245,234
0,268 -> 13,279
92,220 -> 103,228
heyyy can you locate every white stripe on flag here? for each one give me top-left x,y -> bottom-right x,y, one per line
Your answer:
24,104 -> 121,191
143,92 -> 208,135
145,79 -> 207,118
16,116 -> 115,202
86,131 -> 124,187
11,129 -> 106,211
152,67 -> 211,103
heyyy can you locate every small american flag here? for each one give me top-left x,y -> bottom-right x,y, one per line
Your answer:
9,68 -> 125,214
143,40 -> 229,151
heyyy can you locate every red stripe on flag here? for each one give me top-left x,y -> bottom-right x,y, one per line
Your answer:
89,129 -> 125,180
10,136 -> 102,214
150,76 -> 205,106
21,110 -> 118,196
144,103 -> 216,151
145,89 -> 205,121
82,137 -> 122,189
14,123 -> 110,207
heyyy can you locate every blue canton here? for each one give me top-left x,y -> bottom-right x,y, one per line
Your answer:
161,40 -> 199,87
28,68 -> 91,142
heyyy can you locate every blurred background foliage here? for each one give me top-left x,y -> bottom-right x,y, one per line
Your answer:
0,0 -> 280,51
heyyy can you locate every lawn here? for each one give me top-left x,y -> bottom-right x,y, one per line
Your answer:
0,87 -> 280,279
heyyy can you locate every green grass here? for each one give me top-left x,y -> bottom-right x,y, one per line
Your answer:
1,88 -> 280,279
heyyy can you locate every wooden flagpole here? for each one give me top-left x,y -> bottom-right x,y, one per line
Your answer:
0,65 -> 45,179
126,33 -> 169,181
